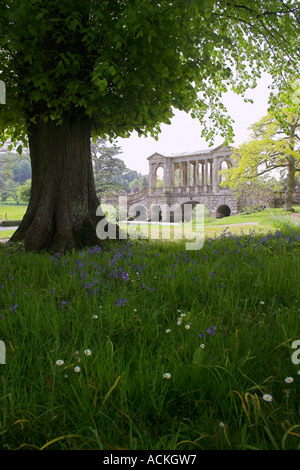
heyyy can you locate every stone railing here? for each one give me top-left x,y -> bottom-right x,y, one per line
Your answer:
102,188 -> 149,206
273,191 -> 300,206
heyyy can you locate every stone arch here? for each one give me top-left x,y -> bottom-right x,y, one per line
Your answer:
220,159 -> 232,183
185,197 -> 215,216
128,203 -> 148,221
154,166 -> 164,188
180,200 -> 205,222
216,204 -> 231,218
150,204 -> 163,222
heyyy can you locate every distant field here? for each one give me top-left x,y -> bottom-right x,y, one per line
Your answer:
0,202 -> 27,221
1,203 -> 299,242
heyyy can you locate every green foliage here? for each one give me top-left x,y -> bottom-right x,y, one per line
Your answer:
13,158 -> 31,184
139,175 -> 149,191
91,139 -> 149,195
221,82 -> 300,209
129,178 -> 141,193
0,178 -> 20,204
17,179 -> 31,203
91,138 -> 128,195
1,1 -> 300,147
232,177 -> 282,211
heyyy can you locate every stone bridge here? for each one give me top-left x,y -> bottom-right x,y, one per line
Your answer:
103,145 -> 242,221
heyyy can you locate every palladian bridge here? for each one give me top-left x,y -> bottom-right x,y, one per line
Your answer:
103,145 -> 242,221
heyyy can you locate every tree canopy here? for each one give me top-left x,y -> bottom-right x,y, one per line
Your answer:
1,0 -> 300,147
221,81 -> 300,210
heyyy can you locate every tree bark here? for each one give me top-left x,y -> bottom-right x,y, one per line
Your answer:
284,156 -> 296,212
10,112 -> 105,252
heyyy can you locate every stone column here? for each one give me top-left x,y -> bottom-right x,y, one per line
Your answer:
194,161 -> 199,193
209,160 -> 213,189
149,163 -> 154,195
178,162 -> 183,193
191,162 -> 195,187
212,157 -> 220,192
203,160 -> 208,192
199,162 -> 203,187
183,162 -> 188,188
167,159 -> 173,190
187,161 -> 190,188
173,162 -> 178,189
163,162 -> 168,192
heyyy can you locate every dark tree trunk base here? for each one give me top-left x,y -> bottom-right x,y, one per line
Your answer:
9,112 -> 114,253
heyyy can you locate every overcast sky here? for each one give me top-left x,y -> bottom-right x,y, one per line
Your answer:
116,72 -> 273,175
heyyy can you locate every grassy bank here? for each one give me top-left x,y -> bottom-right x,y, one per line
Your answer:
0,220 -> 299,450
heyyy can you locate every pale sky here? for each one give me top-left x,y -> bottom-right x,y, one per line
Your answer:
116,72 -> 273,175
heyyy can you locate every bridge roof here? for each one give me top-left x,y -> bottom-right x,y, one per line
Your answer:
147,145 -> 233,160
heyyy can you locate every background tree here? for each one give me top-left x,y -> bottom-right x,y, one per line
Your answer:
0,179 -> 20,204
122,170 -> 140,190
0,140 -> 31,203
139,175 -> 149,192
18,179 -> 31,203
13,157 -> 31,185
232,177 -> 282,213
221,83 -> 300,211
1,1 -> 300,251
129,178 -> 141,194
91,138 -> 128,196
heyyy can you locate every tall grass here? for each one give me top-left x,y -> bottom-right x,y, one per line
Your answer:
0,223 -> 299,450
263,211 -> 300,230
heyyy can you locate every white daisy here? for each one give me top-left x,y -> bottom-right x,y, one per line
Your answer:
163,373 -> 171,379
56,359 -> 64,366
285,377 -> 294,384
93,315 -> 98,319
165,329 -> 171,333
84,349 -> 92,356
262,394 -> 273,402
74,366 -> 81,373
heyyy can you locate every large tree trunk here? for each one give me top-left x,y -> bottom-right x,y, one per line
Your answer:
10,112 -> 105,252
284,156 -> 296,212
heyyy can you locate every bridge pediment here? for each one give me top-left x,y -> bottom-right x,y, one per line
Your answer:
147,153 -> 166,161
210,144 -> 233,157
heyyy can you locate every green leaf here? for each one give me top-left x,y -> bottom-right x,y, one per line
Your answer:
192,346 -> 205,364
94,78 -> 107,91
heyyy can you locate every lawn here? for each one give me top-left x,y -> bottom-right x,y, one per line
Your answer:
0,213 -> 299,450
0,202 -> 28,221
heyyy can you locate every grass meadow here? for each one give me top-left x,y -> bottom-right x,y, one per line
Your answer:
0,204 -> 299,450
